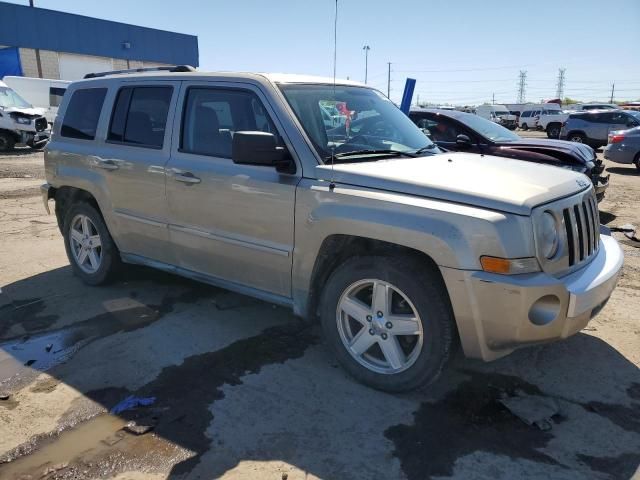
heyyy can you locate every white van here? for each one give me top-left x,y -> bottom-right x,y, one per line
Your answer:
475,104 -> 517,129
2,76 -> 70,124
0,80 -> 50,152
518,103 -> 562,130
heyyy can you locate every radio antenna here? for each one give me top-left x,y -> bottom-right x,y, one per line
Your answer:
329,0 -> 338,191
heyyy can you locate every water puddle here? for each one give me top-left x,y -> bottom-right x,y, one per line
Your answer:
0,291 -> 206,392
0,414 -> 192,479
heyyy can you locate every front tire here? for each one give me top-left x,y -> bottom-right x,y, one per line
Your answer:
0,132 -> 15,153
546,123 -> 561,138
568,132 -> 586,143
62,202 -> 121,285
521,123 -> 529,131
634,152 -> 640,172
320,255 -> 455,392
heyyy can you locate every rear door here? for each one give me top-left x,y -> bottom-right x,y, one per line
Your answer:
95,81 -> 180,263
165,81 -> 299,298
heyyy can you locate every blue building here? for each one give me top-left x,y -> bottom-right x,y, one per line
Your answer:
0,2 -> 199,80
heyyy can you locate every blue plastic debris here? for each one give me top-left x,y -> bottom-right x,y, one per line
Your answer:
110,395 -> 156,414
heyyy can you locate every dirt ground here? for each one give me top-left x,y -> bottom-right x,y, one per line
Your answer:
0,141 -> 638,480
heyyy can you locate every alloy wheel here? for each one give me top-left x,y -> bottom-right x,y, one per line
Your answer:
336,279 -> 424,375
69,214 -> 103,274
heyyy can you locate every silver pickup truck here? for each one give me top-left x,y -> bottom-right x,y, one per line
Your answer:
41,68 -> 623,392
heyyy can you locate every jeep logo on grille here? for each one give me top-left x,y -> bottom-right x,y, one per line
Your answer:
576,179 -> 589,188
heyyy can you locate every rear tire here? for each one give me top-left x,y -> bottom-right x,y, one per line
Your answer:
320,255 -> 455,392
0,132 -> 15,153
62,202 -> 121,285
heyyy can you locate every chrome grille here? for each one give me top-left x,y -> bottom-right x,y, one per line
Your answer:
562,194 -> 599,267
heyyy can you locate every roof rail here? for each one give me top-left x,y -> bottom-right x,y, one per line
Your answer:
83,65 -> 196,79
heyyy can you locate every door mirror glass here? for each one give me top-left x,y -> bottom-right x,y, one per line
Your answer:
456,134 -> 472,148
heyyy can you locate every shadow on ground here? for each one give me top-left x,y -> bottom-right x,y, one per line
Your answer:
606,166 -> 639,176
0,265 -> 639,479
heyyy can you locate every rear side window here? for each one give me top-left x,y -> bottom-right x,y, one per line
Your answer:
180,87 -> 280,158
108,86 -> 173,148
61,88 -> 107,140
49,87 -> 66,107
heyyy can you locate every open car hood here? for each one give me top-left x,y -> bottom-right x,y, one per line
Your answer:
316,152 -> 589,215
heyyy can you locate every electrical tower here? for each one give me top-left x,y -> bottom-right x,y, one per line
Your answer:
556,68 -> 566,101
517,71 -> 527,103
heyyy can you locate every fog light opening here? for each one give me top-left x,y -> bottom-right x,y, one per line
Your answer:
529,295 -> 561,326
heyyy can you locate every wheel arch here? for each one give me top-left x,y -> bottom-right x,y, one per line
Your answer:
53,186 -> 105,233
303,234 -> 449,323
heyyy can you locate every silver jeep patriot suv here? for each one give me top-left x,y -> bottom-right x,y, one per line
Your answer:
42,67 -> 623,392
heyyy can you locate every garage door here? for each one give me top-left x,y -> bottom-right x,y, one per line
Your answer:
59,53 -> 113,80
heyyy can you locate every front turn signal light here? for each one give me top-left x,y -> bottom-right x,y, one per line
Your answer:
480,256 -> 540,275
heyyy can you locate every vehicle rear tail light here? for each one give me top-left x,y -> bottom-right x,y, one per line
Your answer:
609,134 -> 625,144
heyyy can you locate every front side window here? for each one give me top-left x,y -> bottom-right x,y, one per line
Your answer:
108,86 -> 173,148
61,88 -> 107,140
181,88 -> 279,158
279,84 -> 435,161
522,111 -> 532,118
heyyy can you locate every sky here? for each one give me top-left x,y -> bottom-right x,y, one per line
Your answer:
4,0 -> 640,105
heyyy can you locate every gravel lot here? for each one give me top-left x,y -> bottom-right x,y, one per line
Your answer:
0,141 -> 638,480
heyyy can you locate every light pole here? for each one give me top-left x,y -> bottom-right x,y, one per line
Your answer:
363,45 -> 370,84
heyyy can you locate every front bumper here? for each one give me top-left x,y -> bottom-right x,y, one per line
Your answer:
41,183 -> 54,214
441,233 -> 623,361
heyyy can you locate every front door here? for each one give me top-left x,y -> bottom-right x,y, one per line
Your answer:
165,82 -> 299,298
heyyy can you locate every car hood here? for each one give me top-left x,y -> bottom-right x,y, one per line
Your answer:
2,106 -> 47,117
315,152 -> 589,215
497,138 -> 595,164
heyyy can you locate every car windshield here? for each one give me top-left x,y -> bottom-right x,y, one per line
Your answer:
460,113 -> 520,142
494,111 -> 510,116
0,86 -> 32,109
279,84 -> 438,161
628,111 -> 640,119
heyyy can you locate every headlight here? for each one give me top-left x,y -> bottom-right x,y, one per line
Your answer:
16,116 -> 31,125
538,211 -> 559,259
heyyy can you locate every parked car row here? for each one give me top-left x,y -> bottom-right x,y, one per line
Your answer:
41,67 -> 623,392
560,109 -> 640,147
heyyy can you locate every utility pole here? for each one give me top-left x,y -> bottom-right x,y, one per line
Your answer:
387,62 -> 391,98
492,93 -> 495,105
28,0 -> 43,77
610,82 -> 615,103
517,70 -> 527,103
556,68 -> 566,101
362,45 -> 370,84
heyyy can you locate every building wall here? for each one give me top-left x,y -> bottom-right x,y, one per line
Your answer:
15,48 -> 169,80
0,3 -> 198,67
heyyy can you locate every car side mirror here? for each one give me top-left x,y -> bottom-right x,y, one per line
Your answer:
232,131 -> 295,173
456,134 -> 472,148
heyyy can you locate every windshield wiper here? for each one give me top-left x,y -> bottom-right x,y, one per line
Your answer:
328,149 -> 417,161
413,144 -> 438,155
